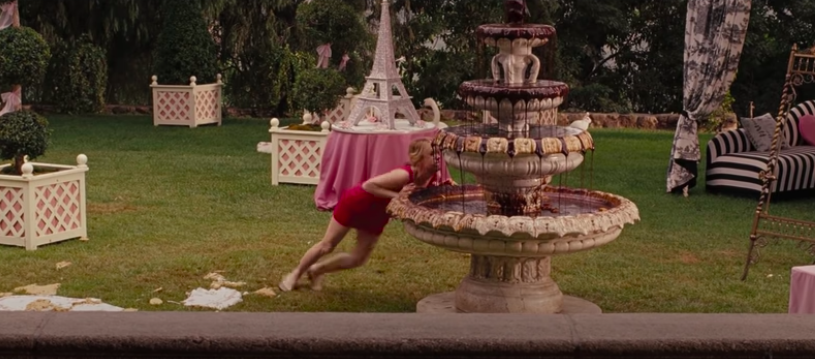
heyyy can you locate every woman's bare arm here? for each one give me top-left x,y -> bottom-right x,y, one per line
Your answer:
362,168 -> 411,199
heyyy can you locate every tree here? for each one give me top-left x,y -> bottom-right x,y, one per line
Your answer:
152,0 -> 218,85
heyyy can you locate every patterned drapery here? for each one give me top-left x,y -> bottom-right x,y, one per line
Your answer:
666,0 -> 751,194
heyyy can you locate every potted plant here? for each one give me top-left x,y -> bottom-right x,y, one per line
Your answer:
150,0 -> 223,128
266,67 -> 345,186
0,110 -> 89,250
0,22 -> 51,114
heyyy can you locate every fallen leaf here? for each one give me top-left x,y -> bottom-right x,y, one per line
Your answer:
210,282 -> 222,289
26,299 -> 56,311
123,308 -> 139,312
79,237 -> 90,242
149,298 -> 163,305
14,283 -> 60,296
222,281 -> 246,288
153,287 -> 163,293
55,261 -> 71,270
204,273 -> 225,281
254,287 -> 277,298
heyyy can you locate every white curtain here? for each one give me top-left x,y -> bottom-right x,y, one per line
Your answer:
667,0 -> 752,194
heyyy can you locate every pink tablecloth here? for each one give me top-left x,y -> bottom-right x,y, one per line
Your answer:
314,128 -> 451,210
790,265 -> 815,314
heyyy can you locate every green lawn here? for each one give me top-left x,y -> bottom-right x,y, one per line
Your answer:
0,115 -> 812,313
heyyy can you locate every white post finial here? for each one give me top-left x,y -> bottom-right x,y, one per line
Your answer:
270,118 -> 280,128
216,74 -> 223,85
190,76 -> 197,86
346,87 -> 356,98
151,76 -> 158,86
21,162 -> 33,179
76,154 -> 88,169
320,121 -> 331,132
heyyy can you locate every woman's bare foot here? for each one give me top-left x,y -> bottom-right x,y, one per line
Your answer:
307,267 -> 324,291
278,272 -> 298,292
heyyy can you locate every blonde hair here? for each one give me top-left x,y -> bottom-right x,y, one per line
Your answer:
408,138 -> 432,166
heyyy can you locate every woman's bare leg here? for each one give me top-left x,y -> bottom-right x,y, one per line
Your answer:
306,229 -> 380,290
278,218 -> 350,292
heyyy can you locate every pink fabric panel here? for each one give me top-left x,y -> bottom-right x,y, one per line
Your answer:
314,128 -> 451,210
789,265 -> 815,314
798,114 -> 815,146
0,1 -> 15,30
0,87 -> 21,116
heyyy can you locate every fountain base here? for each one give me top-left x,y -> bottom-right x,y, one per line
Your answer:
416,254 -> 602,314
416,292 -> 602,314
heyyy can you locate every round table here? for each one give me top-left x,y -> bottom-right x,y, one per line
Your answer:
314,123 -> 452,210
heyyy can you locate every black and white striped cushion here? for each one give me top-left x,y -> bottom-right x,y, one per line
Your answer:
707,146 -> 815,192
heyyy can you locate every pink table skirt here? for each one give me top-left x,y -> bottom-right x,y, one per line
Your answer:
314,128 -> 451,210
790,265 -> 815,314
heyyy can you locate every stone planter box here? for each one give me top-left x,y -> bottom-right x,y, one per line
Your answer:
0,155 -> 89,250
150,75 -> 223,128
269,119 -> 330,186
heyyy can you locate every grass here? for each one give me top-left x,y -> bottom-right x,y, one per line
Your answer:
0,115 -> 812,313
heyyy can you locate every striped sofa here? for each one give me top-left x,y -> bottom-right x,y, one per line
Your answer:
705,100 -> 815,194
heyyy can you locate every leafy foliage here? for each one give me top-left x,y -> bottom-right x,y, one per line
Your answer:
0,26 -> 51,88
152,0 -> 218,85
44,34 -> 108,114
225,42 -> 312,114
0,110 -> 50,175
292,67 -> 346,114
295,0 -> 368,55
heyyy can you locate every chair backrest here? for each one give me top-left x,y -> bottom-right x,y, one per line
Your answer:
784,100 -> 815,147
778,45 -> 815,147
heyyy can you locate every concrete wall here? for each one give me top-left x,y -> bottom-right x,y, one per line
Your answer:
1,312 -> 814,358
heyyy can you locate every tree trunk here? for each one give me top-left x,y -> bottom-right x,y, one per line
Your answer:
13,1 -> 20,107
12,0 -> 19,27
13,154 -> 24,175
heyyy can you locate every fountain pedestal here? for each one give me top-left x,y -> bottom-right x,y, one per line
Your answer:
417,254 -> 603,314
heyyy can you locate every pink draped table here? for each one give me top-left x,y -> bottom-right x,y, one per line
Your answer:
314,128 -> 451,210
789,265 -> 815,314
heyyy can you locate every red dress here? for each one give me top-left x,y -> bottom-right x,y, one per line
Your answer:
332,165 -> 415,235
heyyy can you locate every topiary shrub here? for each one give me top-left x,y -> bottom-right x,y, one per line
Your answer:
152,0 -> 218,85
296,0 -> 370,88
292,67 -> 346,117
45,35 -> 108,114
0,26 -> 51,88
0,110 -> 50,175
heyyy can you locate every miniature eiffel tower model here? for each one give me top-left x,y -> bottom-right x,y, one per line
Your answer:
347,0 -> 420,130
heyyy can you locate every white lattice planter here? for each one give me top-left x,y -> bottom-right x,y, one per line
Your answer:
150,75 -> 223,128
0,155 -> 89,251
269,118 -> 330,186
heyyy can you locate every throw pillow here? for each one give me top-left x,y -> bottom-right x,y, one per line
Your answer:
799,114 -> 815,146
740,113 -> 780,152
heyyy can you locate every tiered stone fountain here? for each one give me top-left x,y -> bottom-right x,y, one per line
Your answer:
387,0 -> 640,314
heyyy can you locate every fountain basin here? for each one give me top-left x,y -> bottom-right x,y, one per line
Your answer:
459,80 -> 569,112
389,185 -> 640,248
387,185 -> 640,313
477,23 -> 557,43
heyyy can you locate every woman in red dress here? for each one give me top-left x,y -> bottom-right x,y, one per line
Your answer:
279,138 -> 440,292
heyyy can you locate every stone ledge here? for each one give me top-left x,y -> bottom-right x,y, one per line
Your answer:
0,312 -> 814,358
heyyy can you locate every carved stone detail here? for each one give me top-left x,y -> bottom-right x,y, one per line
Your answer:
468,255 -> 551,284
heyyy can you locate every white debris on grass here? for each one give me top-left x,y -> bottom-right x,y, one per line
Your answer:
182,287 -> 243,310
0,295 -> 123,312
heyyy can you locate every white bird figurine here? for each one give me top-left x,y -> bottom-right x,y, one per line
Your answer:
569,112 -> 592,132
